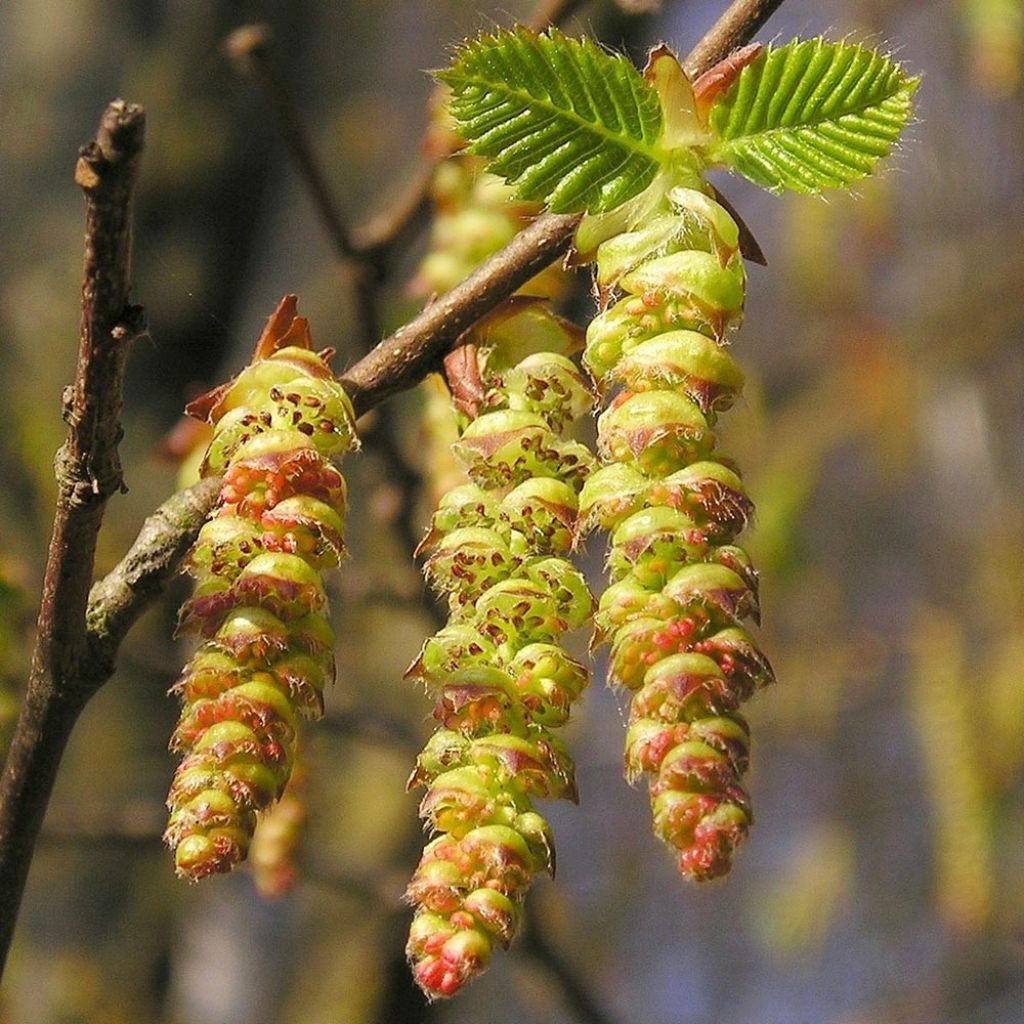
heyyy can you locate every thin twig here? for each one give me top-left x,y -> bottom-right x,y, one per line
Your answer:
224,23 -> 380,356
0,99 -> 146,972
351,162 -> 437,259
682,0 -> 787,77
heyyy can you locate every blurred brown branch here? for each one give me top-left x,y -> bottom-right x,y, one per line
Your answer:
0,99 -> 146,973
224,23 -> 381,357
521,913 -> 619,1024
353,0 -> 596,257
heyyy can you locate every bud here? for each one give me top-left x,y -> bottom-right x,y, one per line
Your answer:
607,507 -> 708,589
650,461 -> 752,541
662,561 -> 759,627
509,644 -> 588,726
419,484 -> 501,553
188,516 -> 263,580
500,353 -> 594,429
578,463 -> 649,534
424,527 -> 516,601
405,625 -> 498,684
608,330 -> 744,416
499,478 -> 578,554
260,495 -> 346,568
619,251 -> 745,339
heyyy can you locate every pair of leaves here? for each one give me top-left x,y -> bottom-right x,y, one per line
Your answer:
440,28 -> 918,213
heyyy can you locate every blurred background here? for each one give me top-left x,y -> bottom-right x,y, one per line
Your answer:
1,1 -> 1022,1022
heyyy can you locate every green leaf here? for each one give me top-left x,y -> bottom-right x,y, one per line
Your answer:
705,39 -> 918,194
439,27 -> 665,214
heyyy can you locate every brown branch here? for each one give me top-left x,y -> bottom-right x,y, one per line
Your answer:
340,212 -> 582,417
0,99 -> 145,973
351,162 -> 437,259
85,477 -> 222,674
527,0 -> 590,32
682,0 -> 787,77
224,23 -> 380,357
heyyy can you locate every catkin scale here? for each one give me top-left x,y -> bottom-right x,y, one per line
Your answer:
165,296 -> 357,881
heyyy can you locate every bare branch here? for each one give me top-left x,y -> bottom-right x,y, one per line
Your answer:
521,915 -> 621,1024
0,99 -> 145,972
682,0 -> 787,77
224,23 -> 380,356
526,0 -> 589,32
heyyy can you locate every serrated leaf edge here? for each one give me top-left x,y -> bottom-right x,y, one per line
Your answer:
701,39 -> 919,194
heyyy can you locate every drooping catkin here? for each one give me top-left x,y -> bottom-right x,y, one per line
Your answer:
165,296 -> 357,880
403,124 -> 593,997
404,329 -> 595,997
578,183 -> 774,881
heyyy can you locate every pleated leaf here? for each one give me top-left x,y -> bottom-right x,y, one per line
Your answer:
439,28 -> 665,214
705,40 -> 918,194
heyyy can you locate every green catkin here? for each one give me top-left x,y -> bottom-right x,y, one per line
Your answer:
404,137 -> 593,998
404,335 -> 595,998
165,296 -> 357,881
578,180 -> 775,882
